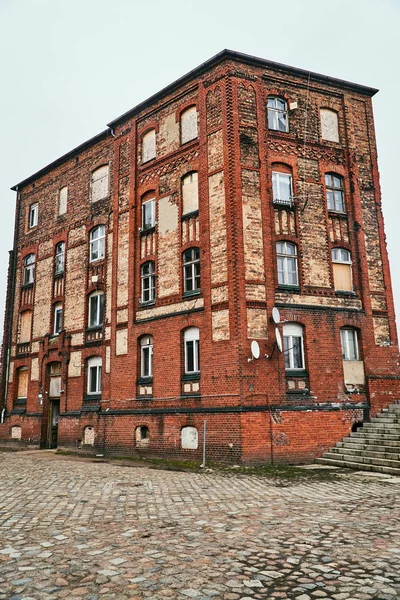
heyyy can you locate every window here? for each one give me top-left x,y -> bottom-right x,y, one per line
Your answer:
184,327 -> 200,374
83,426 -> 95,446
276,242 -> 298,286
183,248 -> 200,293
23,254 -> 35,286
141,262 -> 155,303
267,97 -> 288,132
142,129 -> 156,163
320,109 -> 339,143
89,225 -> 105,262
91,165 -> 109,202
88,292 -> 104,328
55,242 -> 65,275
341,328 -> 359,361
283,323 -> 305,370
18,311 -> 32,343
182,172 -> 199,215
17,367 -> 28,400
332,248 -> 352,291
135,425 -> 150,445
53,303 -> 63,335
58,186 -> 68,215
140,336 -> 153,378
29,203 -> 38,228
87,356 -> 102,395
181,106 -> 198,144
142,198 -> 155,231
272,172 -> 293,206
325,174 -> 345,212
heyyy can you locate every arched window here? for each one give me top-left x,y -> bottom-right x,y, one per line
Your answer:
283,323 -> 305,370
88,291 -> 104,328
55,242 -> 65,275
91,165 -> 109,202
276,242 -> 298,286
332,248 -> 352,291
325,173 -> 345,212
23,254 -> 35,286
141,262 -> 155,303
53,302 -> 63,335
272,170 -> 293,206
340,327 -> 359,361
142,129 -> 156,163
87,356 -> 102,395
181,106 -> 198,144
89,225 -> 105,262
183,248 -> 200,293
140,335 -> 153,379
142,195 -> 156,231
267,97 -> 288,132
320,109 -> 339,143
58,186 -> 68,215
184,327 -> 200,374
182,172 -> 199,215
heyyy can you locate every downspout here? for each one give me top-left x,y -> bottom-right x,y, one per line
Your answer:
1,187 -> 21,418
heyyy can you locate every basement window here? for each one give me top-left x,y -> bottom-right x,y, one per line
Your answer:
135,425 -> 150,446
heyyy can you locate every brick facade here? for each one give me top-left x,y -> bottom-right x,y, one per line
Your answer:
1,50 -> 399,463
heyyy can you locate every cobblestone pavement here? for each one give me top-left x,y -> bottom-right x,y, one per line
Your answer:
0,453 -> 399,600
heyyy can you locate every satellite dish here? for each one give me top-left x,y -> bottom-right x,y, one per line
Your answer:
272,307 -> 281,324
275,328 -> 283,352
251,340 -> 260,360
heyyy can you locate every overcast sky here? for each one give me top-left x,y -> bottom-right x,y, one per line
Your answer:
0,0 -> 399,341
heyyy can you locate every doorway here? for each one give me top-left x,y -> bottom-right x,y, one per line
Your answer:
44,362 -> 62,449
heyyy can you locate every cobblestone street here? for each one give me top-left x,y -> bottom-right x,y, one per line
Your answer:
0,452 -> 399,600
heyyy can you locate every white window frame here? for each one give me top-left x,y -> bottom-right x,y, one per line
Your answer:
55,242 -> 65,275
90,165 -> 109,203
88,291 -> 104,328
283,323 -> 305,371
267,97 -> 288,132
23,254 -> 35,286
183,247 -> 200,293
184,327 -> 200,374
53,303 -> 63,335
341,328 -> 359,361
276,241 -> 298,286
325,173 -> 345,212
141,262 -> 156,303
272,172 -> 293,206
87,356 -> 102,395
142,198 -> 155,231
29,203 -> 38,228
89,225 -> 106,263
140,336 -> 153,378
182,171 -> 199,215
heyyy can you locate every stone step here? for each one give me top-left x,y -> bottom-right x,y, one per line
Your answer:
371,416 -> 400,424
338,440 -> 400,453
321,451 -> 400,469
361,424 -> 400,433
388,404 -> 400,413
350,431 -> 400,441
329,446 -> 400,461
315,457 -> 400,476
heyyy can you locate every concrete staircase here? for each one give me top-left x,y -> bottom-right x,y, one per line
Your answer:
316,403 -> 400,475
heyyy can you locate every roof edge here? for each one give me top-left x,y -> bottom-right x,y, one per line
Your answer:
11,129 -> 111,191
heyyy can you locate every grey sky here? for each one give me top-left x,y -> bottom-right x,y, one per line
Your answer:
1,0 -> 399,339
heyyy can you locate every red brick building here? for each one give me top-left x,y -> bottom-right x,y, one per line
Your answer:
1,50 -> 399,463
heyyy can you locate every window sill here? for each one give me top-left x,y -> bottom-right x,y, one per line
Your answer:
181,136 -> 198,146
273,200 -> 295,210
90,195 -> 110,204
21,283 -> 34,290
181,210 -> 199,221
86,326 -> 103,332
83,394 -> 102,402
182,290 -> 201,298
54,272 -> 64,279
137,377 -> 153,385
139,300 -> 155,308
181,372 -> 200,382
285,369 -> 308,377
334,290 -> 356,297
140,226 -> 156,236
328,210 -> 347,218
141,157 -> 156,166
277,285 -> 300,293
89,258 -> 105,265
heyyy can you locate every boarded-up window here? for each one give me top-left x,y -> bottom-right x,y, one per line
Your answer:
17,368 -> 28,399
181,426 -> 198,449
332,248 -> 352,291
19,311 -> 32,343
91,165 -> 109,202
58,186 -> 68,215
182,172 -> 199,215
142,129 -> 156,163
320,109 -> 339,143
83,426 -> 95,446
181,106 -> 198,144
11,425 -> 22,440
